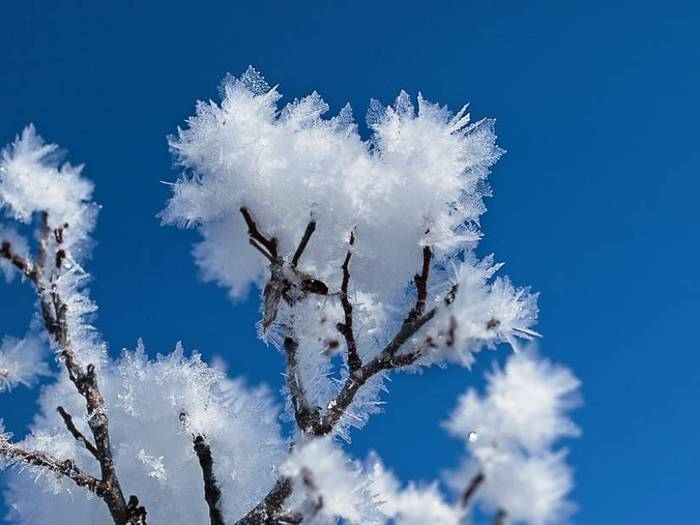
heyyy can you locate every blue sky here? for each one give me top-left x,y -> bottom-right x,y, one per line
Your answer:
1,1 -> 698,523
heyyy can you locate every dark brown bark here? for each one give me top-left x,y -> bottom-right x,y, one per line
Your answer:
409,245 -> 432,321
1,215 -> 145,525
0,440 -> 102,494
236,210 -> 455,524
283,337 -> 319,432
337,232 -> 361,373
460,471 -> 485,508
57,406 -> 99,459
291,220 -> 316,269
193,435 -> 225,525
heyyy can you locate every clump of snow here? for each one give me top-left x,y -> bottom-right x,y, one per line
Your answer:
281,437 -> 381,524
163,68 -> 500,307
444,351 -> 581,524
367,453 -> 463,525
0,226 -> 29,282
162,68 -> 537,437
4,341 -> 287,524
0,125 -> 97,236
0,332 -> 49,392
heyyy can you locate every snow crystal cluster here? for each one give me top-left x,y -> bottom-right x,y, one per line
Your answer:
443,351 -> 581,524
0,71 -> 582,525
367,453 -> 464,525
0,125 -> 102,370
0,125 -> 97,239
163,67 -> 539,436
0,127 -> 287,524
0,332 -> 48,392
281,437 -> 381,524
5,341 -> 286,524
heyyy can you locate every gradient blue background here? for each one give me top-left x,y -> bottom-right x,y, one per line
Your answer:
1,1 -> 698,523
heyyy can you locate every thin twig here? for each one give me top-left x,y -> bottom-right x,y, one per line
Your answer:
240,207 -> 278,259
291,219 -> 316,268
338,232 -> 361,373
57,406 -> 99,459
460,471 -> 485,508
0,439 -> 102,495
408,246 -> 432,321
1,216 -> 145,525
0,242 -> 35,281
283,337 -> 319,432
236,216 -> 456,522
193,435 -> 225,525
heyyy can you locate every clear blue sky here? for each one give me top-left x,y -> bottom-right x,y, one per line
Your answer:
1,1 -> 698,523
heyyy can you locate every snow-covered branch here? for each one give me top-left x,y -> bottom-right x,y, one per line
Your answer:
0,68 -> 582,525
0,128 -> 146,525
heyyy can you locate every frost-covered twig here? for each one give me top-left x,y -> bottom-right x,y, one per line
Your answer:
57,406 -> 99,460
1,217 -> 145,525
313,248 -> 445,436
234,241 -> 445,522
240,206 -> 278,261
283,337 -> 318,432
337,233 -> 361,373
0,437 -> 102,493
241,207 -> 328,334
179,410 -> 225,525
409,245 -> 432,321
193,435 -> 225,525
291,219 -> 316,269
459,470 -> 484,508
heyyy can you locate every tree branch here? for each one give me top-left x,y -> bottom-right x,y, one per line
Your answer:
193,435 -> 225,525
337,232 -> 361,373
240,206 -> 278,260
57,406 -> 99,460
283,337 -> 319,432
237,213 -> 453,521
0,241 -> 36,281
460,471 -> 484,508
291,219 -> 316,269
313,244 -> 438,435
1,215 -> 145,525
0,439 -> 102,495
408,246 -> 432,321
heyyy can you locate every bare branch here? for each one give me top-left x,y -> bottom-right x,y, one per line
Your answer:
291,219 -> 316,268
178,411 -> 225,525
0,241 -> 36,281
193,435 -> 225,525
36,211 -> 50,271
57,406 -> 99,460
460,471 -> 485,508
237,219 -> 456,519
408,245 -> 432,321
241,206 -> 278,259
0,439 -> 102,495
1,212 -> 144,525
235,477 -> 294,525
337,232 -> 361,373
312,244 -> 442,435
284,337 -> 320,432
